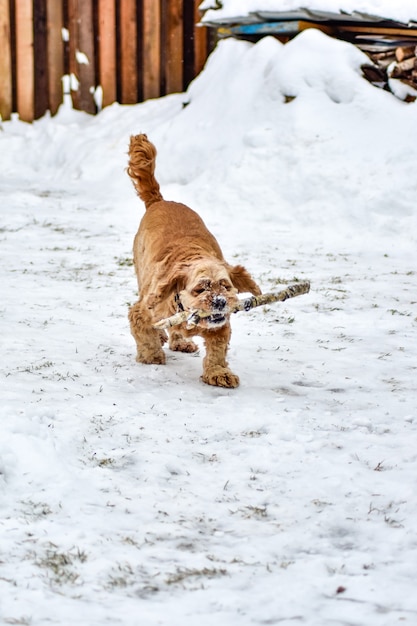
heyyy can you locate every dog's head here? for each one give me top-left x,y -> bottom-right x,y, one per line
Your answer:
159,258 -> 261,329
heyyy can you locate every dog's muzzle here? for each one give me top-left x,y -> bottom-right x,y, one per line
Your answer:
212,295 -> 227,311
205,295 -> 228,327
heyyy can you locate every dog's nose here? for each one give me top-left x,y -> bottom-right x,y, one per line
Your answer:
212,295 -> 227,311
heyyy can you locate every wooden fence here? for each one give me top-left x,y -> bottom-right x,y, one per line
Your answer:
0,0 -> 213,122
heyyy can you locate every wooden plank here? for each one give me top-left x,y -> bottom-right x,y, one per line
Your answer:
15,0 -> 34,122
194,0 -> 208,76
97,0 -> 117,107
33,0 -> 48,119
46,0 -> 64,115
338,25 -> 417,37
0,0 -> 13,120
164,0 -> 183,94
119,0 -> 138,104
142,0 -> 161,100
68,0 -> 96,114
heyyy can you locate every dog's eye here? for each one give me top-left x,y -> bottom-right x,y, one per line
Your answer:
193,288 -> 205,295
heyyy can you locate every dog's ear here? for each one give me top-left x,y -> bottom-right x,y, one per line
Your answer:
156,262 -> 190,302
227,264 -> 261,295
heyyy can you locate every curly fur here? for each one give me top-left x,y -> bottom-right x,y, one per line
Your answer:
127,134 -> 261,388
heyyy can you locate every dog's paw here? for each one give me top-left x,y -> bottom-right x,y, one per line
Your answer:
202,367 -> 240,388
169,338 -> 199,353
136,349 -> 166,365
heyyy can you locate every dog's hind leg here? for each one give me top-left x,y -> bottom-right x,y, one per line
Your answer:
201,324 -> 239,388
168,329 -> 198,354
128,301 -> 166,364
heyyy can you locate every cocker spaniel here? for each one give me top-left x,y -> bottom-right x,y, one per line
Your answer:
127,134 -> 261,388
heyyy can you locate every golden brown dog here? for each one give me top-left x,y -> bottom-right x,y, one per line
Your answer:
127,134 -> 261,388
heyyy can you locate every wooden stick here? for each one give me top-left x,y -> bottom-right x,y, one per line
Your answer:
153,281 -> 310,330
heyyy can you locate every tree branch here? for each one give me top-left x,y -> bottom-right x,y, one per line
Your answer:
153,281 -> 311,330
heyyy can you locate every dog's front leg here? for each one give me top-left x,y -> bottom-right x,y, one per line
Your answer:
201,324 -> 239,388
128,300 -> 167,365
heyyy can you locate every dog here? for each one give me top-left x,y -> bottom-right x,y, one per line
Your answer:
127,134 -> 261,388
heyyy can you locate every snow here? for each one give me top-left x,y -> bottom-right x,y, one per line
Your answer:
199,0 -> 417,24
1,29 -> 417,626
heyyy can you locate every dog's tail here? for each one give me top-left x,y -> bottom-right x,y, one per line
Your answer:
127,134 -> 164,209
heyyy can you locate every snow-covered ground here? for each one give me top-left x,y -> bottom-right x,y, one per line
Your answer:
1,30 -> 417,626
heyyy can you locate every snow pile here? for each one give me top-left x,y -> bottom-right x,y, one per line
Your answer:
199,0 -> 417,24
143,31 -> 417,240
1,30 -> 417,626
2,30 -> 417,239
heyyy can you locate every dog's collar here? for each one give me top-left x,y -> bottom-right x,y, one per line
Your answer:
174,293 -> 184,312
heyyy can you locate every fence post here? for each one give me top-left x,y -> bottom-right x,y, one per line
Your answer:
33,0 -> 48,119
98,0 -> 117,108
0,0 -> 12,120
164,0 -> 183,94
15,0 -> 35,122
68,0 -> 96,114
119,0 -> 138,104
142,0 -> 161,100
47,0 -> 64,115
194,0 -> 209,76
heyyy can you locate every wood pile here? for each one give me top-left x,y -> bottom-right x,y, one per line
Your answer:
364,45 -> 417,100
340,25 -> 417,101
